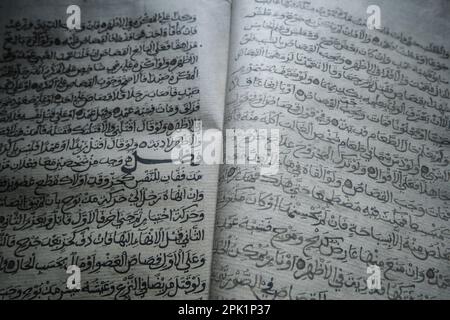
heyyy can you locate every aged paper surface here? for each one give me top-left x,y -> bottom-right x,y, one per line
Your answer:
211,0 -> 450,300
0,0 -> 230,299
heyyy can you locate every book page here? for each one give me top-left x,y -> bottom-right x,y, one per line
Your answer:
212,0 -> 449,299
0,0 -> 230,299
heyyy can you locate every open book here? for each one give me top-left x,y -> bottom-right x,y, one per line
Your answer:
0,0 -> 448,300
